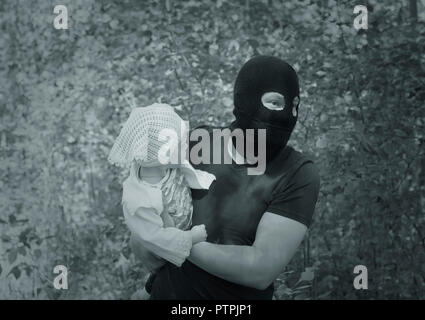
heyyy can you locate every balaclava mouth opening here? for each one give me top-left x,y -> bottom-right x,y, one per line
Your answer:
230,55 -> 300,162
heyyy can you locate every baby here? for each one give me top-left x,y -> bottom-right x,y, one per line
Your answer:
108,103 -> 215,298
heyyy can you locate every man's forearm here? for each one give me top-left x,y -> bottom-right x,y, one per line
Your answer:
188,242 -> 267,289
188,213 -> 307,291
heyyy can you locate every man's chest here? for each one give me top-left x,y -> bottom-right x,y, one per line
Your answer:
191,166 -> 273,245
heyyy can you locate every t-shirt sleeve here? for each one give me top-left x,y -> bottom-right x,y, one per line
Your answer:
267,161 -> 320,228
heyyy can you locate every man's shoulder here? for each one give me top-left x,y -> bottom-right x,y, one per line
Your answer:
286,148 -> 320,193
268,148 -> 320,228
272,146 -> 320,186
286,145 -> 311,162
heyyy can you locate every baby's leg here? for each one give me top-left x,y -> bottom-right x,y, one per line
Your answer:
161,211 -> 175,228
129,233 -> 166,271
129,233 -> 165,300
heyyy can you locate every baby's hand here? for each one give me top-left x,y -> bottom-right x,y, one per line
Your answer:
190,224 -> 207,244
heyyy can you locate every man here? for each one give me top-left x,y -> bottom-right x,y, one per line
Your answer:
132,55 -> 320,299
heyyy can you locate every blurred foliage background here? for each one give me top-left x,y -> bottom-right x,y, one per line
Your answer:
0,0 -> 424,299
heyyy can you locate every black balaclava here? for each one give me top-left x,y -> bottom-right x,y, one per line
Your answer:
230,55 -> 300,162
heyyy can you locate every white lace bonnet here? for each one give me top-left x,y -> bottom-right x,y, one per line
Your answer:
108,103 -> 215,190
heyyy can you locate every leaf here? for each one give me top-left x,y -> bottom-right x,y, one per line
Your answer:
18,246 -> 26,256
275,284 -> 293,298
247,38 -> 259,49
294,293 -> 309,300
25,266 -> 32,277
18,227 -> 32,246
294,284 -> 312,291
317,291 -> 332,299
316,136 -> 328,149
8,266 -> 21,280
8,249 -> 18,264
9,214 -> 16,224
34,249 -> 42,259
299,267 -> 315,283
109,20 -> 119,29
222,97 -> 233,108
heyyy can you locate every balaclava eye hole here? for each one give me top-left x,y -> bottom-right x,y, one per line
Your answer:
292,96 -> 300,117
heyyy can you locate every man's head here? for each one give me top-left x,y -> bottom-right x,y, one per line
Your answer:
231,55 -> 300,162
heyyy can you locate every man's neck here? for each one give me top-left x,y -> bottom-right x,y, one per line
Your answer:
227,138 -> 256,165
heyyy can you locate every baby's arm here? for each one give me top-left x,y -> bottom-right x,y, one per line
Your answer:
124,206 -> 207,267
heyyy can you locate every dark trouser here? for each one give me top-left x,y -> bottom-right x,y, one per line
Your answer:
145,272 -> 157,294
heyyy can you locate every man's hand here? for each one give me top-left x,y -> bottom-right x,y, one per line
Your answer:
188,212 -> 307,290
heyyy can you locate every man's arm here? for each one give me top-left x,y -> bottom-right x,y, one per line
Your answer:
188,212 -> 307,290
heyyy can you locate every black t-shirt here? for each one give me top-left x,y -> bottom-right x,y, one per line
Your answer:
150,126 -> 320,299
